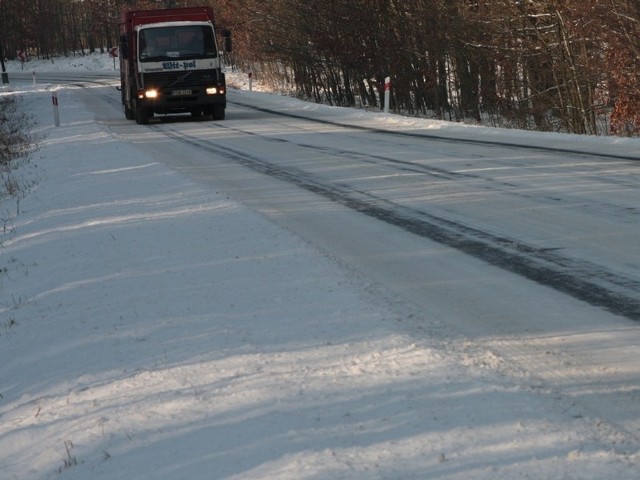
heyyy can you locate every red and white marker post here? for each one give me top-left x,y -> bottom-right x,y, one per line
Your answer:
384,76 -> 392,114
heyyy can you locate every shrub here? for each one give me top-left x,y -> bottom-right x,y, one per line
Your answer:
0,95 -> 39,214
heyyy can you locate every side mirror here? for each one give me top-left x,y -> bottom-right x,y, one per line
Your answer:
221,29 -> 232,52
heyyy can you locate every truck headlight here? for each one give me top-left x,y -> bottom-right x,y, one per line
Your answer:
206,87 -> 218,95
145,89 -> 159,99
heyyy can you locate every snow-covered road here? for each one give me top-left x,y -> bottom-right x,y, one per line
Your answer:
152,93 -> 640,322
2,63 -> 640,479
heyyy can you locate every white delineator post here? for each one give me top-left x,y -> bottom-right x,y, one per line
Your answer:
248,72 -> 253,91
384,76 -> 391,113
52,91 -> 60,127
32,71 -> 36,86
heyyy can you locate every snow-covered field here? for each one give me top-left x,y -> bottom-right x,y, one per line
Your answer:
1,53 -> 639,479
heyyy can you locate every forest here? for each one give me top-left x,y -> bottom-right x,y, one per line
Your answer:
1,0 -> 639,136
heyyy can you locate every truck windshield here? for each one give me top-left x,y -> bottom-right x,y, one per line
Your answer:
139,25 -> 217,61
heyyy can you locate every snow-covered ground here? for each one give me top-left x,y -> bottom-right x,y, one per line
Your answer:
1,53 -> 639,479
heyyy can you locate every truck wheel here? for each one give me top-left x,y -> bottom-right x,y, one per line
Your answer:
135,100 -> 150,125
124,87 -> 135,120
124,104 -> 134,120
212,105 -> 225,120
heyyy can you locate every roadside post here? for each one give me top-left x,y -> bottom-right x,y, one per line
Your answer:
384,76 -> 391,114
52,91 -> 60,127
0,44 -> 8,85
248,71 -> 253,91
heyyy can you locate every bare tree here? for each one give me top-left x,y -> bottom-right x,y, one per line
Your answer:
2,0 -> 639,136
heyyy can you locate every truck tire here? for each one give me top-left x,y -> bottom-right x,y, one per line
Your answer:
124,87 -> 135,120
212,105 -> 225,121
124,103 -> 134,120
135,100 -> 150,125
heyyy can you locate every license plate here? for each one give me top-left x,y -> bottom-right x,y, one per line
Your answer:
171,89 -> 192,96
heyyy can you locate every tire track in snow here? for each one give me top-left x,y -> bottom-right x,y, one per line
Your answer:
154,125 -> 640,322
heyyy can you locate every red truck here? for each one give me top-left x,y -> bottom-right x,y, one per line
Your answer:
119,6 -> 231,124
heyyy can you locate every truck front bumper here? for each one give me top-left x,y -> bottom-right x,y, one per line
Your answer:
137,85 -> 226,114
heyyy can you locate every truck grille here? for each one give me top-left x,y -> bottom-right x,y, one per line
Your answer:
143,70 -> 221,89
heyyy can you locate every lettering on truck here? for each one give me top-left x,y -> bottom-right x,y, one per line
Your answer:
162,60 -> 197,70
